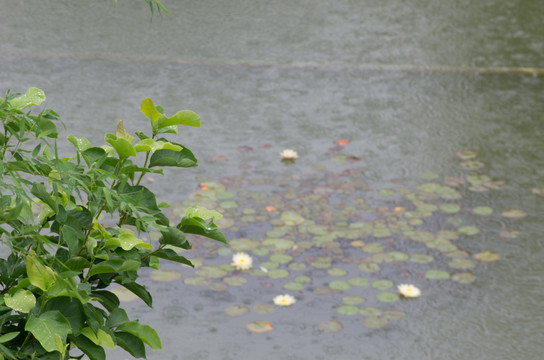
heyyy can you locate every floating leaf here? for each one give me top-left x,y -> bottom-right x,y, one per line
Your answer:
359,306 -> 383,317
337,305 -> 360,315
328,267 -> 348,277
377,292 -> 399,303
329,280 -> 351,291
455,150 -> 478,160
246,321 -> 273,333
262,238 -> 295,251
283,282 -> 304,291
372,280 -> 394,290
268,269 -> 289,279
383,310 -> 406,320
269,254 -> 293,264
409,254 -> 434,264
448,258 -> 476,270
358,262 -> 380,273
501,208 -> 527,219
195,266 -> 228,279
317,320 -> 343,332
295,275 -> 312,283
150,270 -> 181,282
459,160 -> 484,170
219,200 -> 238,209
474,250 -> 500,262
425,270 -> 450,280
389,252 -> 409,261
288,262 -> 307,271
458,226 -> 479,236
348,277 -> 369,287
208,282 -> 228,291
254,304 -> 275,314
225,305 -> 250,317
281,211 -> 305,225
451,272 -> 476,284
440,203 -> 460,213
183,276 -> 211,286
224,276 -> 247,286
473,206 -> 493,216
342,296 -> 366,305
363,316 -> 388,329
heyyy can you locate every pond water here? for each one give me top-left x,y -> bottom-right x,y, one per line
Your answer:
1,1 -> 544,359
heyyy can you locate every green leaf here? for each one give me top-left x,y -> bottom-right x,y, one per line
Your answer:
184,205 -> 223,221
140,98 -> 162,132
158,110 -> 201,128
8,87 -> 45,110
36,117 -> 58,139
149,147 -> 197,168
67,135 -> 92,152
43,297 -> 86,336
31,183 -> 58,213
116,321 -> 161,350
4,289 -> 35,313
105,133 -> 136,159
91,290 -> 120,312
88,259 -> 140,277
118,282 -> 152,307
81,327 -> 115,349
70,334 -> 106,360
158,226 -> 188,248
153,248 -> 193,267
106,308 -> 130,328
0,332 -> 19,344
25,311 -> 71,352
114,331 -> 146,359
26,252 -> 56,291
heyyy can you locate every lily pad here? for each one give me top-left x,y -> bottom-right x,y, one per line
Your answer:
328,267 -> 348,277
531,186 -> 544,197
358,262 -> 380,273
409,254 -> 434,264
246,321 -> 273,333
359,306 -> 383,317
372,280 -> 394,290
263,238 -> 295,251
208,282 -> 228,291
389,251 -> 409,261
230,238 -> 260,251
343,296 -> 366,305
295,275 -> 312,283
288,262 -> 307,271
363,242 -> 386,253
329,280 -> 352,291
501,208 -> 527,219
219,200 -> 238,209
225,305 -> 250,317
448,258 -> 476,270
474,250 -> 500,262
317,320 -> 343,333
183,276 -> 211,286
281,211 -> 305,225
311,258 -> 332,269
260,261 -> 279,270
383,310 -> 406,320
348,277 -> 369,286
451,272 -> 476,284
223,276 -> 247,286
459,160 -> 484,170
440,203 -> 460,213
337,305 -> 360,315
363,316 -> 389,329
196,266 -> 228,279
269,254 -> 293,264
268,269 -> 290,279
253,304 -> 275,314
456,150 -> 478,160
377,292 -> 400,303
150,269 -> 182,282
473,206 -> 493,216
425,270 -> 450,280
283,282 -> 304,291
458,226 -> 479,236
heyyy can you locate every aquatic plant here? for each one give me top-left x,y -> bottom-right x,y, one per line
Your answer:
0,88 -> 225,359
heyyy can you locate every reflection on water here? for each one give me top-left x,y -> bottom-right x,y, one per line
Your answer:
1,0 -> 544,359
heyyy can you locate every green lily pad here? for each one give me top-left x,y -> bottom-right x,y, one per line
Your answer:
311,258 -> 332,269
223,276 -> 247,286
252,248 -> 270,256
474,250 -> 500,262
208,282 -> 228,291
295,275 -> 312,283
288,262 -> 307,271
348,277 -> 369,286
219,200 -> 238,209
389,251 -> 409,261
416,203 -> 438,212
266,228 -> 288,238
269,254 -> 293,264
473,206 -> 493,216
459,160 -> 484,170
230,238 -> 259,251
458,226 -> 479,236
268,269 -> 289,279
425,270 -> 450,280
440,203 -> 460,213
246,321 -> 273,333
317,320 -> 343,333
501,208 -> 527,219
283,282 -> 304,291
150,269 -> 182,282
363,242 -> 386,253
281,211 -> 305,225
531,186 -> 544,196
451,272 -> 476,284
371,253 -> 395,264
254,304 -> 275,314
448,258 -> 476,270
455,150 -> 478,160
225,305 -> 250,317
337,305 -> 360,315
363,316 -> 389,329
183,276 -> 211,286
360,306 -> 383,317
343,296 -> 366,305
329,280 -> 352,291
358,262 -> 380,273
383,310 -> 406,320
377,292 -> 400,303
372,280 -> 394,290
409,254 -> 434,263
262,238 -> 295,251
217,247 -> 234,257
328,267 -> 348,276
407,231 -> 435,243
260,261 -> 279,271
313,287 -> 333,295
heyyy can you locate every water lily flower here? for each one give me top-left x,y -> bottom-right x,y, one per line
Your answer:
280,149 -> 298,160
231,252 -> 253,271
397,284 -> 421,298
273,294 -> 296,306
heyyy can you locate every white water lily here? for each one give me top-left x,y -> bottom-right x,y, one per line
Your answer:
397,284 -> 421,298
273,294 -> 296,306
280,149 -> 298,160
231,252 -> 253,271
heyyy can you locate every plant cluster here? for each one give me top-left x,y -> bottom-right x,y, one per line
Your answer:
0,88 -> 225,360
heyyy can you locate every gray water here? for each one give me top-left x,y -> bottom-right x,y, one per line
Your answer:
1,1 -> 544,359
